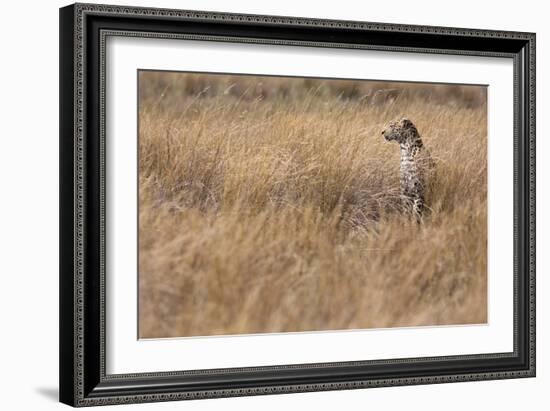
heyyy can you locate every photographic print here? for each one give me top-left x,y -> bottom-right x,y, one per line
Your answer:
60,5 -> 535,405
138,71 -> 488,339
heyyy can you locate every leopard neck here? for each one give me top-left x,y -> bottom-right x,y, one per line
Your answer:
399,137 -> 423,160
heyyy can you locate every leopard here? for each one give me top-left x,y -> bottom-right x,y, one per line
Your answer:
382,118 -> 435,222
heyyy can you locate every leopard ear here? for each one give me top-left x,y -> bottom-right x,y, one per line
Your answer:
401,118 -> 413,128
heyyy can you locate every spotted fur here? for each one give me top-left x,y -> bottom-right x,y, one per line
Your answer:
382,118 -> 434,222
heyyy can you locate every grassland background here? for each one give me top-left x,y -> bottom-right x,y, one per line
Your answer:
138,71 -> 487,338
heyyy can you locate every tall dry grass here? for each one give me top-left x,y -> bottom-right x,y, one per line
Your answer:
138,71 -> 487,338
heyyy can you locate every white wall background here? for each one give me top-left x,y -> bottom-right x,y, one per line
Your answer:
0,0 -> 545,409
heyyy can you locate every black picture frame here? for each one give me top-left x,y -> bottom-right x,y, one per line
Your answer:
59,3 -> 536,407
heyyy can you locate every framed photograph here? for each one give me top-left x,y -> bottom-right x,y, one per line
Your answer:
59,3 -> 536,407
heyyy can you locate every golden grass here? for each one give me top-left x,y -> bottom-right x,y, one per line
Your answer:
138,72 -> 487,338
